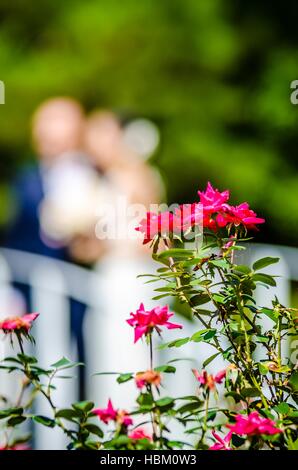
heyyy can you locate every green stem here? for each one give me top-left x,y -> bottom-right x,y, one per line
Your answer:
149,334 -> 153,370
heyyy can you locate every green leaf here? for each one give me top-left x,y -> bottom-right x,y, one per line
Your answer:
55,409 -> 80,421
7,416 -> 26,426
252,273 -> 277,287
203,352 -> 220,368
258,363 -> 269,375
51,356 -> 82,370
212,293 -> 226,304
207,410 -> 217,421
233,265 -> 251,275
255,335 -> 269,343
155,397 -> 174,408
231,434 -> 246,448
209,259 -> 229,269
33,415 -> 55,428
117,373 -> 134,384
158,249 -> 194,259
193,309 -> 211,316
17,353 -> 37,364
152,294 -> 171,300
84,423 -> 104,438
253,257 -> 279,271
204,329 -> 217,341
72,401 -> 94,413
191,329 -> 208,342
260,308 -> 278,323
241,387 -> 260,398
168,337 -> 190,348
190,294 -> 210,306
225,392 -> 243,403
0,407 -> 23,419
50,357 -> 71,368
288,437 -> 298,450
154,365 -> 176,373
137,393 -> 154,408
289,372 -> 298,392
273,402 -> 290,415
178,401 -> 203,414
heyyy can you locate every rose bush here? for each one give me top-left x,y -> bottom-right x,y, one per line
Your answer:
0,182 -> 297,450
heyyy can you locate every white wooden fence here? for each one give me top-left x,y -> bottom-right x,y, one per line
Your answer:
0,244 -> 296,449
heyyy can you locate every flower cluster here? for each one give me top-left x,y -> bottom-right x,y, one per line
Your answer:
135,370 -> 162,389
135,203 -> 201,244
0,313 -> 39,334
136,182 -> 265,243
128,428 -> 152,441
192,368 -> 226,391
93,399 -> 133,427
126,303 -> 182,343
209,431 -> 232,451
227,411 -> 282,436
198,182 -> 265,231
93,399 -> 152,443
0,182 -> 295,452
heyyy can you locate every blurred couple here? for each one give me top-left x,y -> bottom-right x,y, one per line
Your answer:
5,97 -> 163,400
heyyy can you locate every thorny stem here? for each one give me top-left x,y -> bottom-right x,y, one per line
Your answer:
15,337 -> 74,440
148,335 -> 159,441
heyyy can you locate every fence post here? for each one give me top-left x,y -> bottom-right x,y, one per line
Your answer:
29,261 -> 75,450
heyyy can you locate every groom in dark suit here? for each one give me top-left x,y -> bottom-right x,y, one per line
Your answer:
5,97 -> 87,399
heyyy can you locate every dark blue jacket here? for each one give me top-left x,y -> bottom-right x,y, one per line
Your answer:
5,164 -> 67,259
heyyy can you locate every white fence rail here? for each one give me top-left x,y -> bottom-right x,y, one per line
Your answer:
0,244 -> 297,449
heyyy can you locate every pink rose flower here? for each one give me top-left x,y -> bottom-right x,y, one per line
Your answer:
135,203 -> 202,244
93,399 -> 133,427
172,203 -> 202,233
216,203 -> 265,230
0,313 -> 39,333
126,303 -> 183,343
135,370 -> 162,389
116,410 -> 133,427
192,368 -> 226,391
198,182 -> 265,231
209,430 -> 233,450
135,211 -> 174,244
128,428 -> 152,441
93,399 -> 117,424
227,411 -> 282,436
198,182 -> 230,214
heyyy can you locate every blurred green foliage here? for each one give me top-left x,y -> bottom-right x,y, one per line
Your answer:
0,0 -> 297,244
